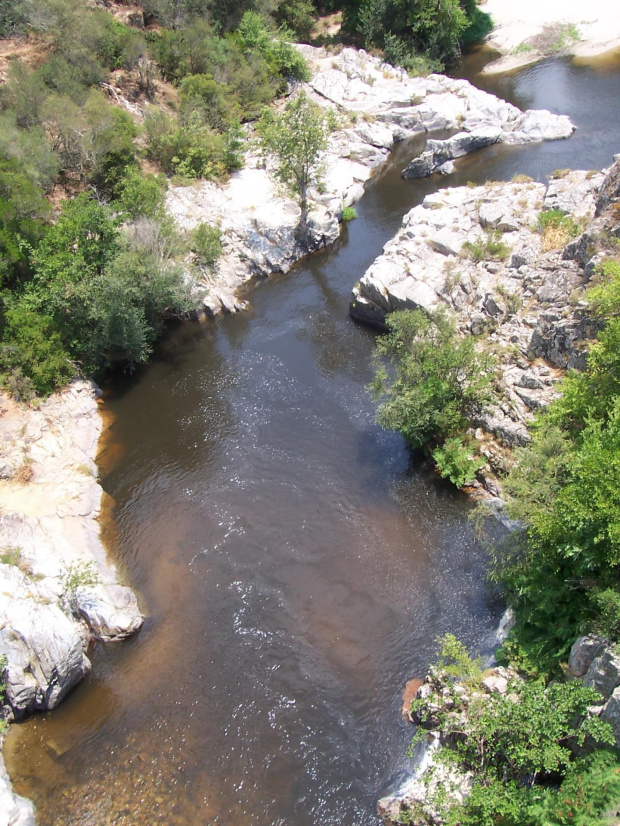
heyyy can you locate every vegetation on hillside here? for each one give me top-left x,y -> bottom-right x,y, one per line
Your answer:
0,0 -> 493,398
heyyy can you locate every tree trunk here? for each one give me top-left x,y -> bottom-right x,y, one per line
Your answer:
298,181 -> 309,244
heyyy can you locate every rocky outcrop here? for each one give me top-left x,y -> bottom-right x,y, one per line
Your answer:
402,110 -> 573,179
167,45 -> 575,317
568,636 -> 620,749
0,382 -> 143,718
481,0 -> 620,76
350,165 -> 612,489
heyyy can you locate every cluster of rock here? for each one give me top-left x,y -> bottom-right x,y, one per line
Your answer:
166,45 -> 575,317
0,381 -> 144,824
350,161 -> 620,495
568,635 -> 620,746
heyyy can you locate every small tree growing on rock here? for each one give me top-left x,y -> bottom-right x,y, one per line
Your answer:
257,92 -> 334,242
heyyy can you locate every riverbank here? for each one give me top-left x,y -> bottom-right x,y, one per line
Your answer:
0,381 -> 143,823
378,633 -> 620,825
482,0 -> 620,74
167,45 -> 574,317
351,157 -> 620,498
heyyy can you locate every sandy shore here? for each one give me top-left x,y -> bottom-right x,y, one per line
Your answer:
481,0 -> 620,73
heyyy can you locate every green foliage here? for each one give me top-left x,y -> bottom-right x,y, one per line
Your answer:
0,303 -> 75,396
116,169 -> 168,222
590,588 -> 620,639
275,0 -> 316,40
258,92 -> 333,237
412,639 -> 617,826
0,193 -> 194,391
341,205 -> 357,221
449,752 -> 620,826
371,308 -> 495,450
495,257 -> 620,671
459,0 -> 493,48
529,751 -> 620,826
0,547 -> 22,567
435,633 -> 484,686
462,230 -> 510,263
383,33 -> 441,75
0,155 -> 51,288
190,223 -> 223,268
144,104 -> 246,181
432,435 -> 486,487
0,0 -> 35,37
179,73 -> 237,131
342,0 -> 485,71
237,11 -> 310,84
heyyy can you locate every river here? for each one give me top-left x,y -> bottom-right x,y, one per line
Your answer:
5,53 -> 620,826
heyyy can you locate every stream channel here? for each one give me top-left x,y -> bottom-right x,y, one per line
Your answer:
5,52 -> 620,826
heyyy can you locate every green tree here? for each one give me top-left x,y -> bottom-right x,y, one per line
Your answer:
0,155 -> 51,287
371,307 -> 495,450
257,92 -> 333,239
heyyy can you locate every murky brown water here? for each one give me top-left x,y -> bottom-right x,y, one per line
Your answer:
6,56 -> 620,825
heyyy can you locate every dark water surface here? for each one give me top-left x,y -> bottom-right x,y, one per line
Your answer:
6,57 -> 620,826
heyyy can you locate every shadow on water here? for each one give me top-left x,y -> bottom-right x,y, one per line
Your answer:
5,56 -> 620,826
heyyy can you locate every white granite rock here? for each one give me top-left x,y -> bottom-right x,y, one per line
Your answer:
167,45 -> 576,317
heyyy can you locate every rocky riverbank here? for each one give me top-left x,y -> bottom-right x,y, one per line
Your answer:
0,381 -> 143,823
378,633 -> 620,825
167,45 -> 574,318
351,157 -> 620,498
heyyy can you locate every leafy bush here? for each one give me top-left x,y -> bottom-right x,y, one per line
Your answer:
432,435 -> 486,487
0,155 -> 51,288
536,208 -> 580,252
190,222 -> 223,268
116,169 -> 168,221
411,638 -> 617,826
0,304 -> 75,396
237,11 -> 310,84
144,107 -> 229,180
462,230 -> 510,263
341,205 -> 357,221
3,194 -> 194,386
496,259 -> 620,671
372,308 -> 495,450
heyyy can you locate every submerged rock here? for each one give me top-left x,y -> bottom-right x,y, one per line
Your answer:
0,749 -> 35,826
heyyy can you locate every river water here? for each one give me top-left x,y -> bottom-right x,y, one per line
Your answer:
6,54 -> 620,826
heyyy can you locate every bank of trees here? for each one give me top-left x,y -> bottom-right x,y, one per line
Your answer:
0,0 -> 314,395
0,0 -> 494,396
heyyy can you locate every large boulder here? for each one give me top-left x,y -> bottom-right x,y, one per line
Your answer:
0,566 -> 90,716
568,636 -> 606,678
600,686 -> 620,748
402,128 -> 502,179
75,584 -> 144,642
584,649 -> 620,701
